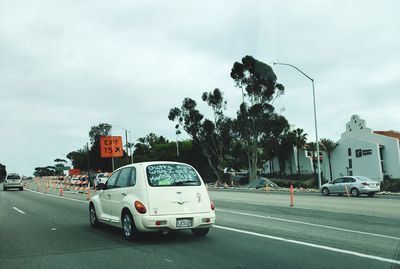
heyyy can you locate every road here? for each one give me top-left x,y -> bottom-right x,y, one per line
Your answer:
1,184 -> 399,269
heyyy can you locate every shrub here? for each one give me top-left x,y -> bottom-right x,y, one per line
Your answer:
381,178 -> 400,192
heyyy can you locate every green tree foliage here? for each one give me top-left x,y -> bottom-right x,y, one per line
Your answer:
320,138 -> 338,181
169,89 -> 233,182
0,163 -> 6,180
230,55 -> 285,181
292,128 -> 308,178
33,166 -> 60,177
88,123 -> 113,172
66,123 -> 116,173
54,158 -> 69,175
132,135 -> 213,182
305,142 -> 318,183
66,149 -> 88,171
133,133 -> 171,162
274,129 -> 295,176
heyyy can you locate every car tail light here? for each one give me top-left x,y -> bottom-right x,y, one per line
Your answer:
211,201 -> 215,211
134,201 -> 147,214
362,182 -> 369,186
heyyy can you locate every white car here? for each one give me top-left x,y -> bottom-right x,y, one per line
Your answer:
3,173 -> 23,191
94,173 -> 109,187
89,161 -> 216,240
70,176 -> 82,185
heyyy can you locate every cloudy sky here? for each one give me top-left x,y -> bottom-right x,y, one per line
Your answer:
1,0 -> 399,176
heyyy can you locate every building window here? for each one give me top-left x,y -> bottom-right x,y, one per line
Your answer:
348,148 -> 352,156
348,159 -> 352,169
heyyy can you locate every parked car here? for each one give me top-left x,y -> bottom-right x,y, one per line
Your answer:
94,173 -> 109,188
70,176 -> 82,185
89,161 -> 215,240
321,176 -> 380,197
3,173 -> 23,191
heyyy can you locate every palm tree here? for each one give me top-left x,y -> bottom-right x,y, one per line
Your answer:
305,142 -> 317,183
292,128 -> 308,179
320,138 -> 338,181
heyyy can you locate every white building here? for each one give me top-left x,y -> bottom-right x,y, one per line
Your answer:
263,146 -> 315,176
323,115 -> 400,182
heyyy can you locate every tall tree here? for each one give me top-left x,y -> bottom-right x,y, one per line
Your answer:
230,55 -> 285,181
54,158 -> 68,175
292,128 -> 308,178
66,150 -> 87,170
66,123 -> 114,172
88,123 -> 113,172
0,163 -> 6,180
305,142 -> 317,183
33,166 -> 58,177
320,138 -> 338,181
169,89 -> 233,183
275,130 -> 295,176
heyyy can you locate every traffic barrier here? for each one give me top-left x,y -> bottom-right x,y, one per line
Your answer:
86,182 -> 91,200
344,185 -> 350,198
290,184 -> 294,207
30,175 -> 92,197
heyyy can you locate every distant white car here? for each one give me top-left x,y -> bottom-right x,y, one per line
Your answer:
89,161 -> 215,240
70,176 -> 83,185
321,176 -> 380,197
94,173 -> 109,187
3,173 -> 23,191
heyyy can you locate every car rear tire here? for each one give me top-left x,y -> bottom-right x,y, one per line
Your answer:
89,204 -> 100,228
322,187 -> 330,196
351,188 -> 360,197
122,212 -> 138,241
192,228 -> 210,237
3,186 -> 7,191
367,192 -> 375,197
19,187 -> 23,191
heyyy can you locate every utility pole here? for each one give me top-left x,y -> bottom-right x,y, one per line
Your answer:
86,142 -> 90,177
125,129 -> 129,164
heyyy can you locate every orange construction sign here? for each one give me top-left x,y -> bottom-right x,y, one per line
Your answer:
100,136 -> 124,158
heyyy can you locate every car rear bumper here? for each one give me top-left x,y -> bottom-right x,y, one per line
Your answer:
137,212 -> 216,232
4,182 -> 23,188
359,186 -> 380,193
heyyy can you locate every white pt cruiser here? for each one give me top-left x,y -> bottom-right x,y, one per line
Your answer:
89,161 -> 216,240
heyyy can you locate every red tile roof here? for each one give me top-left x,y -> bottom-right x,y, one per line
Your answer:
374,130 -> 400,140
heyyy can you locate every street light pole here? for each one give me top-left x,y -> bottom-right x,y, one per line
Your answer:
111,124 -> 132,165
273,62 -> 322,189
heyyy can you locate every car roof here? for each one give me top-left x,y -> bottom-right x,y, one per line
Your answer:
112,161 -> 193,172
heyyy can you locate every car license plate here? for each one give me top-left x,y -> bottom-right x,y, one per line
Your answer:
176,218 -> 192,228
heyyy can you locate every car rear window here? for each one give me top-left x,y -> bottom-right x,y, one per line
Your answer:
146,164 -> 201,187
7,174 -> 20,179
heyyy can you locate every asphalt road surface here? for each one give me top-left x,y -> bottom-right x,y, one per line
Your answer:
1,184 -> 399,269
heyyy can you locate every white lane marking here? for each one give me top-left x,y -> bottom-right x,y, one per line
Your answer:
25,189 -> 89,204
214,225 -> 400,265
215,198 -> 395,219
217,209 -> 400,241
13,207 -> 26,215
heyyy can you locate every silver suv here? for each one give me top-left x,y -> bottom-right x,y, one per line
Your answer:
3,173 -> 23,191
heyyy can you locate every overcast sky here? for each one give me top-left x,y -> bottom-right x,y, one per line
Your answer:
1,0 -> 399,176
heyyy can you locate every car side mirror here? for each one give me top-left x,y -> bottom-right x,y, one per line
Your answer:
98,183 -> 106,190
